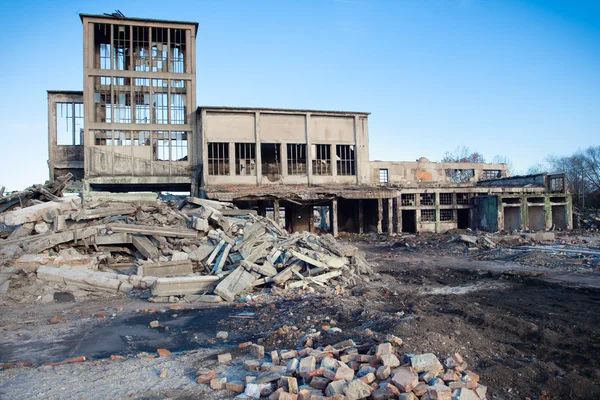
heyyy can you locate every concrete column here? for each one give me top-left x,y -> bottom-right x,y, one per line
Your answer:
435,192 -> 440,233
228,142 -> 235,176
377,198 -> 383,234
353,115 -> 359,185
520,195 -> 528,230
274,199 -> 280,226
255,112 -> 261,186
544,196 -> 553,230
331,144 -> 337,177
305,113 -> 312,185
332,199 -> 339,237
358,200 -> 364,234
387,199 -> 393,235
280,142 -> 288,177
201,109 -> 208,188
308,205 -> 315,233
396,197 -> 402,233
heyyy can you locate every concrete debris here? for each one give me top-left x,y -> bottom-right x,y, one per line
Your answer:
198,338 -> 487,400
0,178 -> 372,304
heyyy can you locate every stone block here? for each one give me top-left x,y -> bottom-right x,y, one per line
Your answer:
391,369 -> 418,392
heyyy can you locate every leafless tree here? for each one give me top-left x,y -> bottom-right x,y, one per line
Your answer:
442,146 -> 486,183
546,146 -> 600,207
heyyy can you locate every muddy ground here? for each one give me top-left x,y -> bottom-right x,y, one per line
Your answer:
0,233 -> 599,399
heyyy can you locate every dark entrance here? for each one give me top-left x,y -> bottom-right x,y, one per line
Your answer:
401,210 -> 416,233
457,209 -> 470,229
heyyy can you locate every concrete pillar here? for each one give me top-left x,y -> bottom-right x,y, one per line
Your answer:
255,111 -> 261,186
395,198 -> 402,233
280,143 -> 288,177
274,199 -> 280,226
228,142 -> 235,176
544,196 -> 553,230
387,199 -> 393,235
377,198 -> 383,234
308,205 -> 314,233
305,113 -> 312,185
520,195 -> 528,230
332,199 -> 339,237
358,200 -> 364,234
434,192 -> 440,233
331,144 -> 337,176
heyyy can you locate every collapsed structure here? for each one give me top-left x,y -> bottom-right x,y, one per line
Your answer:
47,13 -> 572,235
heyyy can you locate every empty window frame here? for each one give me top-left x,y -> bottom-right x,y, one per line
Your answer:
56,103 -> 84,145
94,23 -> 111,69
152,79 -> 168,124
261,143 -> 281,176
336,145 -> 355,176
154,131 -> 170,160
170,132 -> 188,161
312,144 -> 331,175
94,130 -> 112,146
113,131 -> 131,146
482,170 -> 501,180
134,79 -> 150,124
287,144 -> 307,175
421,209 -> 436,222
440,209 -> 455,222
133,131 -> 150,146
401,193 -> 415,206
152,28 -> 169,72
132,26 -> 150,72
171,80 -> 187,124
170,28 -> 186,73
113,25 -> 130,71
456,193 -> 470,205
235,143 -> 256,175
379,169 -> 389,184
113,77 -> 132,123
93,76 -> 111,123
446,169 -> 475,183
208,142 -> 229,175
439,193 -> 453,205
550,177 -> 564,193
420,193 -> 434,206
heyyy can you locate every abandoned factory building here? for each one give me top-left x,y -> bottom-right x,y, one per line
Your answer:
47,13 -> 573,236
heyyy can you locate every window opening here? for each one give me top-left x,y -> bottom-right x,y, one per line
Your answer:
421,209 -> 435,222
456,193 -> 470,205
312,144 -> 331,175
401,193 -> 415,206
336,144 -> 355,175
286,144 -> 307,175
439,193 -> 453,205
446,169 -> 475,183
152,79 -> 168,124
420,193 -> 434,206
133,131 -> 150,146
56,102 -> 84,145
113,25 -> 130,71
154,131 -> 170,160
170,132 -> 188,161
94,130 -> 112,146
482,170 -> 501,180
134,78 -> 150,124
379,169 -> 389,184
170,28 -> 186,73
113,77 -> 131,123
440,209 -> 455,222
132,26 -> 150,72
236,143 -> 256,175
171,80 -> 186,124
93,76 -> 111,123
151,27 -> 169,72
261,143 -> 281,179
94,23 -> 111,69
208,142 -> 229,175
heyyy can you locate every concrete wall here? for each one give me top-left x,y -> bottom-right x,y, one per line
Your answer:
370,159 -> 510,186
199,107 -> 370,188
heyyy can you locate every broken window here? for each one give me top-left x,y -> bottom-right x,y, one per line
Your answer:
113,25 -> 130,71
440,209 -> 455,222
420,193 -> 434,206
152,28 -> 169,72
134,79 -> 150,124
170,28 -> 186,73
287,144 -> 307,175
336,145 -> 355,176
421,209 -> 435,222
154,131 -> 170,160
379,169 -> 389,184
482,170 -> 501,180
401,194 -> 415,206
93,76 -> 111,123
94,23 -> 111,69
56,102 -> 84,145
261,143 -> 281,178
94,130 -> 112,146
132,26 -> 150,72
439,193 -> 453,205
550,177 -> 564,193
170,132 -> 188,161
113,77 -> 131,123
312,144 -> 331,175
133,131 -> 150,146
113,130 -> 131,146
446,169 -> 475,183
456,193 -> 470,205
208,142 -> 229,175
171,80 -> 187,124
235,143 -> 256,176
152,79 -> 168,124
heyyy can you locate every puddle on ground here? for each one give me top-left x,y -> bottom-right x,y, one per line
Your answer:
419,281 -> 510,296
0,306 -> 246,365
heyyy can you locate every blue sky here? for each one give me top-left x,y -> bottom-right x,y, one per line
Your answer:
0,0 -> 598,190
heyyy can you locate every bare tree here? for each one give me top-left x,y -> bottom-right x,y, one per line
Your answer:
491,155 -> 513,175
442,146 -> 486,183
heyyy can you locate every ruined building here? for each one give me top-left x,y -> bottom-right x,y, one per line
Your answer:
47,13 -> 573,235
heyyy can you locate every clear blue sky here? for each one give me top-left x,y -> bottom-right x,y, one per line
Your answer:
0,0 -> 599,191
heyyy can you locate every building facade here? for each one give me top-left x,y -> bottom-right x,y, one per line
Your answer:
46,13 -> 573,235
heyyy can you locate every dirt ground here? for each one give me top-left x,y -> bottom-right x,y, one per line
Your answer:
1,232 -> 599,399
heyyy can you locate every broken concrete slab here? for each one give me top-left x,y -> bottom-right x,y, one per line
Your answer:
0,197 -> 81,227
132,234 -> 159,260
151,275 -> 220,297
138,260 -> 194,278
108,223 -> 198,238
214,266 -> 255,302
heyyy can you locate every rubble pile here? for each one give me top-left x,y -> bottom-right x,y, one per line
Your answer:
575,208 -> 600,230
0,179 -> 372,304
200,336 -> 487,400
